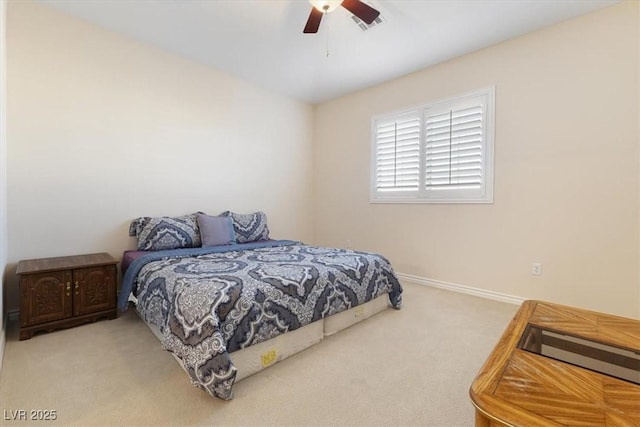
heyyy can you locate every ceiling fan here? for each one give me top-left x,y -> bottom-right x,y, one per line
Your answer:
303,0 -> 380,34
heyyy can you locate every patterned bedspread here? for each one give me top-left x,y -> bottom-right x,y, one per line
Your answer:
118,240 -> 402,400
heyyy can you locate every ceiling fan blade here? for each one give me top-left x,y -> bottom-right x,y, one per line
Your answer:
341,0 -> 379,25
303,7 -> 323,34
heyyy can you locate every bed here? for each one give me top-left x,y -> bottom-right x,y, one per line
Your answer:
118,212 -> 403,400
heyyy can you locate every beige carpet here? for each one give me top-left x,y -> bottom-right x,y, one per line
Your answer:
0,283 -> 518,427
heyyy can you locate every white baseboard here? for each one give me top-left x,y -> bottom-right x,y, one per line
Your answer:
396,272 -> 525,306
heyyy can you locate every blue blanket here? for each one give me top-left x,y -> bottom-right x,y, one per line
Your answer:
118,239 -> 299,311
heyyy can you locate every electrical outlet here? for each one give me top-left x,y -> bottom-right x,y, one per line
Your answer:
346,239 -> 352,249
531,263 -> 542,276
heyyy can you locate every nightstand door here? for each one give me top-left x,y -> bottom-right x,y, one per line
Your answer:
73,265 -> 116,316
20,270 -> 73,326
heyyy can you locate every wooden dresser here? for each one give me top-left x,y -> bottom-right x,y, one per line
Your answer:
17,253 -> 118,340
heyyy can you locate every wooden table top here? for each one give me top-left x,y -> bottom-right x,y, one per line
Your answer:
16,252 -> 116,275
469,300 -> 640,426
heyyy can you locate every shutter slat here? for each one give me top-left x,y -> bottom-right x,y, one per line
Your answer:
426,145 -> 482,156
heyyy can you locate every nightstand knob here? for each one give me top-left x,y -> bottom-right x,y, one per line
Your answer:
65,282 -> 71,297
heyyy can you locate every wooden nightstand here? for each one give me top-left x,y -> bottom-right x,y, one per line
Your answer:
16,253 -> 118,340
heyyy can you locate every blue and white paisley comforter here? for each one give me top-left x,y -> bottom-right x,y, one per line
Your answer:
118,240 -> 402,400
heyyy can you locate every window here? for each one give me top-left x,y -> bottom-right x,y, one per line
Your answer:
371,87 -> 494,203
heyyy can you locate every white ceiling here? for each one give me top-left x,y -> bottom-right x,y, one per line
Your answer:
38,0 -> 619,104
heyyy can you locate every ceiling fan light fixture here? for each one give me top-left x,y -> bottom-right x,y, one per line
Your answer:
309,0 -> 344,14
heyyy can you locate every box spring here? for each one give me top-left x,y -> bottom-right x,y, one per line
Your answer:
138,293 -> 390,383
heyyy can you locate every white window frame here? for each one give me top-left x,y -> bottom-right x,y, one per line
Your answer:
370,86 -> 495,204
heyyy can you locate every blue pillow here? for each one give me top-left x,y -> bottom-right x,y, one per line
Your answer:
197,213 -> 235,247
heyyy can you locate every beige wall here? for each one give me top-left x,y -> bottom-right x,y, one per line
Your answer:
314,1 -> 640,318
1,0 -> 7,370
5,0 -> 314,311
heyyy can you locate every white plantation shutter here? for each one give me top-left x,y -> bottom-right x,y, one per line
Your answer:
373,111 -> 421,195
424,95 -> 487,198
371,87 -> 494,203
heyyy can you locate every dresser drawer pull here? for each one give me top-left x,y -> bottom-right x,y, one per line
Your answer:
65,282 -> 71,297
74,281 -> 79,295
